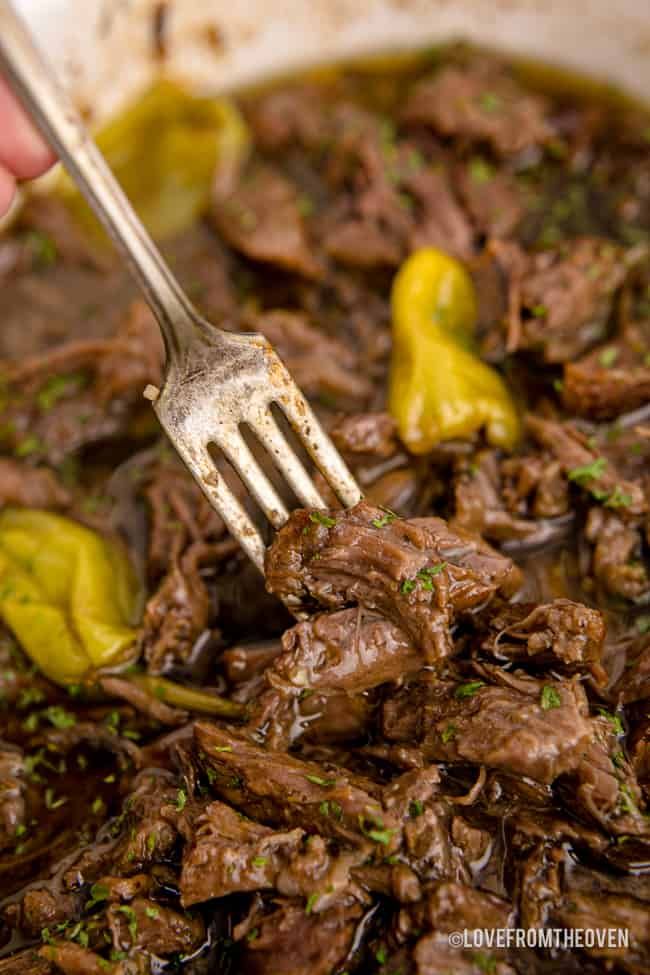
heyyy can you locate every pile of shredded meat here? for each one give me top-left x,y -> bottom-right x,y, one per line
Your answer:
1,45 -> 650,975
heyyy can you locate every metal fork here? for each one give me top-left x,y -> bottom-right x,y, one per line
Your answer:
0,0 -> 361,571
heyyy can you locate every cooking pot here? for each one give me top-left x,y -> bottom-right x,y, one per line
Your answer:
12,0 -> 650,126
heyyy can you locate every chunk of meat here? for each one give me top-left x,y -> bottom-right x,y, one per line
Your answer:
613,633 -> 650,703
501,238 -> 636,363
478,598 -> 607,683
0,747 -> 25,851
5,887 -> 79,938
566,714 -> 650,837
456,160 -> 524,238
253,310 -> 373,406
563,333 -> 650,419
139,452 -> 228,579
330,412 -> 399,459
382,670 -> 591,783
401,59 -> 553,157
194,721 -> 389,849
180,799 -> 304,905
403,164 -> 474,258
138,541 -> 224,674
402,881 -> 515,975
585,507 -> 650,602
265,501 -> 522,663
109,771 -> 181,873
107,897 -> 205,955
268,608 -> 422,694
210,164 -> 321,278
245,86 -> 330,154
527,414 -> 646,517
234,898 -> 364,975
452,449 -> 565,545
0,951 -> 53,975
0,460 -> 71,510
500,451 -> 570,520
0,301 -> 163,464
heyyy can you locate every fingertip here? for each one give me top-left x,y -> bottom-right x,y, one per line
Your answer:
0,165 -> 17,219
0,78 -> 56,180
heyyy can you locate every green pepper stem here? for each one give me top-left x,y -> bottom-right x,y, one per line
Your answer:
127,672 -> 246,719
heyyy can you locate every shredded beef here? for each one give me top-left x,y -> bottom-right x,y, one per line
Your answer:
477,598 -> 607,683
382,669 -> 591,783
401,58 -> 554,157
4,44 -> 650,975
210,163 -> 321,278
265,501 -> 521,663
253,310 -> 373,406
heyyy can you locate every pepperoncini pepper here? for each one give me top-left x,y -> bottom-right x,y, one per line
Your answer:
59,80 -> 250,242
388,247 -> 520,453
0,509 -> 140,685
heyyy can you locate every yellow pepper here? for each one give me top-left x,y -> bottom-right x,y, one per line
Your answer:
59,80 -> 250,241
0,509 -> 140,685
388,247 -> 520,453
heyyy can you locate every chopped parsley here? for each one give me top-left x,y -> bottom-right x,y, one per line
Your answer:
468,157 -> 494,183
409,800 -> 423,818
401,563 -> 446,594
145,907 -> 159,919
612,751 -> 625,769
27,230 -> 57,268
305,892 -> 320,915
540,685 -> 561,710
175,789 -> 187,811
598,708 -> 625,736
567,457 -> 607,485
479,91 -> 502,112
91,797 -> 105,816
319,799 -> 342,820
441,723 -> 457,744
17,687 -> 45,709
213,745 -> 232,752
308,511 -> 336,528
246,928 -> 259,942
252,856 -> 269,867
604,486 -> 633,509
473,952 -> 497,975
44,788 -> 68,810
42,706 -> 76,729
146,832 -> 157,853
14,436 -> 43,458
305,774 -> 336,787
599,347 -> 619,368
86,882 -> 109,910
37,373 -> 86,411
376,946 -> 387,965
117,905 -> 137,940
367,827 -> 394,846
530,304 -> 548,318
619,783 -> 638,815
454,681 -> 485,699
371,509 -> 397,529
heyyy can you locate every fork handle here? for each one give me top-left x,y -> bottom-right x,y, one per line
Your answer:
0,0 -> 204,361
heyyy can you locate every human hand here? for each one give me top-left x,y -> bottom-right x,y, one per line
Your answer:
0,77 -> 55,216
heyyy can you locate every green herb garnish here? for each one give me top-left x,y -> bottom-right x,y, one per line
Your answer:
599,347 -> 619,368
540,685 -> 561,710
567,457 -> 607,485
454,681 -> 485,699
308,511 -> 336,528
